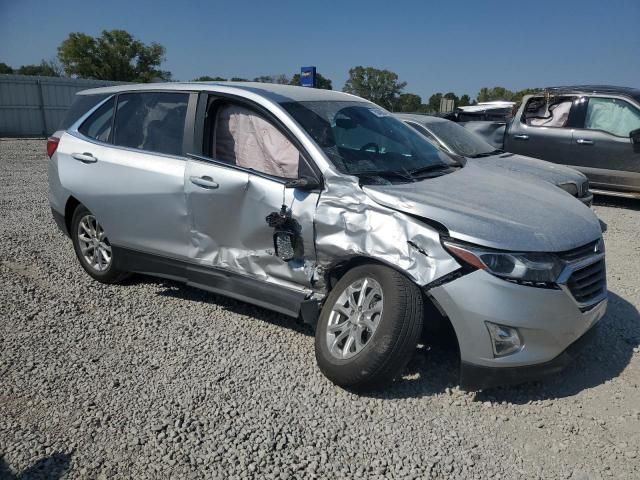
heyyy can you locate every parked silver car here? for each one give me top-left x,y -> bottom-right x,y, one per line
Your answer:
48,83 -> 607,390
397,113 -> 594,206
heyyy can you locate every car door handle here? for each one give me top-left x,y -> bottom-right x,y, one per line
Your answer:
72,152 -> 98,163
513,134 -> 529,140
190,175 -> 219,189
576,138 -> 594,145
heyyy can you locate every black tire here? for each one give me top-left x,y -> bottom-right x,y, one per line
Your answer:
315,264 -> 423,390
70,205 -> 129,284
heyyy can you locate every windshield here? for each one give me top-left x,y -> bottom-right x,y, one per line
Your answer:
280,101 -> 458,181
416,120 -> 499,158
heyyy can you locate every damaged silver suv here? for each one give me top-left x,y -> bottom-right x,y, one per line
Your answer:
48,83 -> 607,390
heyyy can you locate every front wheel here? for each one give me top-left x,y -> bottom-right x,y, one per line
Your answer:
315,264 -> 423,390
70,205 -> 129,284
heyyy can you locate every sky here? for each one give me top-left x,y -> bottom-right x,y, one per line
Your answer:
1,0 -> 639,101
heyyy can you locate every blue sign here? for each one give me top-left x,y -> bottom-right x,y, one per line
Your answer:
300,66 -> 316,88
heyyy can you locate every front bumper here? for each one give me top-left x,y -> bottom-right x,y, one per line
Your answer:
579,191 -> 594,207
459,321 -> 599,390
429,269 -> 607,388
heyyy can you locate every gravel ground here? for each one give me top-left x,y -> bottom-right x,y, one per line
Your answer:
1,138 -> 639,480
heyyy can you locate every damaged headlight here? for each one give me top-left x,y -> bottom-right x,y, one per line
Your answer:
443,240 -> 564,287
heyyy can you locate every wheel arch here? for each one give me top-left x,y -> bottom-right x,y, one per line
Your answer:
64,196 -> 81,235
323,256 -> 461,352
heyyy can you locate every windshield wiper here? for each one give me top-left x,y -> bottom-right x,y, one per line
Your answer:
354,170 -> 416,182
407,164 -> 456,177
469,149 -> 504,158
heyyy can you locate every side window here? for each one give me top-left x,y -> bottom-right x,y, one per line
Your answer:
61,94 -> 109,131
78,97 -> 114,142
584,97 -> 640,137
113,92 -> 189,156
522,96 -> 576,127
210,102 -> 300,179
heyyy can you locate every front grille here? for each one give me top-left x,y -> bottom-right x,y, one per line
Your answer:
559,240 -> 601,262
566,259 -> 606,304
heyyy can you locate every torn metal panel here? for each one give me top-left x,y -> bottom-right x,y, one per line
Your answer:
313,172 -> 460,288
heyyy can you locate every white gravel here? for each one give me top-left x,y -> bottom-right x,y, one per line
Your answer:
1,138 -> 639,479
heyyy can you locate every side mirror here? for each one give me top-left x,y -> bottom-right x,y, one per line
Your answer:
631,129 -> 640,153
285,176 -> 321,190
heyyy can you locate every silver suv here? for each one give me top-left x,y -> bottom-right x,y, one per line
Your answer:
48,83 -> 607,390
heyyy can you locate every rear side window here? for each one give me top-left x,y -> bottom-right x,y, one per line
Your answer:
59,94 -> 109,130
112,92 -> 189,156
78,97 -> 114,142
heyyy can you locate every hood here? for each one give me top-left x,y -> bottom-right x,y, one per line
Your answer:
473,152 -> 586,187
362,163 -> 601,252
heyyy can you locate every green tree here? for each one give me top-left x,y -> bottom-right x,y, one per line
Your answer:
230,77 -> 249,82
393,93 -> 422,112
16,60 -> 61,77
458,94 -> 471,107
477,86 -> 515,102
512,88 -> 542,103
192,75 -> 227,81
427,93 -> 443,113
0,62 -> 13,74
476,86 -> 542,104
58,30 -> 171,82
289,72 -> 333,90
342,66 -> 407,110
444,92 -> 459,103
253,74 -> 289,84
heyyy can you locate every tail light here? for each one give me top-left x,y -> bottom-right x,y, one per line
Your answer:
46,136 -> 60,158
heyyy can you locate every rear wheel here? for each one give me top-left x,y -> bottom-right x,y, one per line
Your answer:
71,205 -> 129,284
315,264 -> 423,390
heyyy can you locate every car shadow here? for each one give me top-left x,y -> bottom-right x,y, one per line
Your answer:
593,194 -> 640,211
145,276 -> 313,337
348,290 -> 638,401
0,453 -> 71,480
130,276 -> 637,402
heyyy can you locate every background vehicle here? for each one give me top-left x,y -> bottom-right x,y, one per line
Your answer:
452,86 -> 640,198
49,83 -> 606,391
397,113 -> 593,206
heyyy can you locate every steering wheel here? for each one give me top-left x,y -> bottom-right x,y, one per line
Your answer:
360,142 -> 380,154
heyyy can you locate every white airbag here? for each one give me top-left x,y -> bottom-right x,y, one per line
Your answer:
214,104 -> 299,178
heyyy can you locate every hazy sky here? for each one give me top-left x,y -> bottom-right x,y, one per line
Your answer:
1,0 -> 639,100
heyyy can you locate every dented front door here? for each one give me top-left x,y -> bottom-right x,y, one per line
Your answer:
185,157 -> 319,289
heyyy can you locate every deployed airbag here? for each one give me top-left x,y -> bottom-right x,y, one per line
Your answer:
214,104 -> 299,178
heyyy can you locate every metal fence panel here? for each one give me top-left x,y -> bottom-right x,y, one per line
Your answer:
0,74 -> 128,137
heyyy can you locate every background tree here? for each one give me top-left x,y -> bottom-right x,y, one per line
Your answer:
393,93 -> 422,112
342,66 -> 407,110
57,30 -> 171,82
427,93 -> 443,113
289,72 -> 333,90
192,75 -> 227,81
230,77 -> 249,82
0,62 -> 14,74
444,92 -> 459,104
477,86 -> 542,103
253,74 -> 290,84
477,86 -> 515,102
16,60 -> 61,77
458,94 -> 472,107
